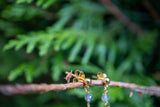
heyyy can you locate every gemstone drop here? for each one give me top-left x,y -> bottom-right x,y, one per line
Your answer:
84,94 -> 93,102
101,94 -> 110,102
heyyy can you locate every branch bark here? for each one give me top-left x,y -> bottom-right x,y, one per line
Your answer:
142,0 -> 160,21
98,0 -> 144,34
0,80 -> 160,96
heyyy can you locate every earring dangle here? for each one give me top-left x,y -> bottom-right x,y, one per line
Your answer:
84,78 -> 93,107
97,72 -> 110,107
73,70 -> 93,107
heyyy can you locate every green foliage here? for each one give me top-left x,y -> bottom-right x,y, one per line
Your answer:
0,0 -> 160,106
51,53 -> 63,81
1,4 -> 43,21
16,0 -> 57,9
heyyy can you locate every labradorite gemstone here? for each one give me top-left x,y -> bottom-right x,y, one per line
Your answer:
101,94 -> 110,102
84,94 -> 93,102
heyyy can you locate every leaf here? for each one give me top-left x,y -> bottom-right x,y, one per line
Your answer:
117,59 -> 132,73
27,0 -> 33,3
134,61 -> 143,72
42,0 -> 56,9
26,40 -> 37,53
53,6 -> 75,31
8,64 -> 26,81
62,35 -> 76,50
3,40 -> 17,51
16,0 -> 33,3
82,37 -> 95,64
4,35 -> 28,51
15,40 -> 27,51
96,43 -> 107,66
16,0 -> 26,4
69,36 -> 84,62
51,53 -> 63,81
36,0 -> 45,6
105,62 -> 116,80
54,33 -> 69,51
39,40 -> 51,56
107,43 -> 116,64
25,63 -> 34,83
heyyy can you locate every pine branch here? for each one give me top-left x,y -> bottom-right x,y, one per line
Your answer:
98,0 -> 144,34
0,80 -> 160,96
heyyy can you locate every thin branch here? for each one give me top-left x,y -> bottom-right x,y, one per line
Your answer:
142,0 -> 160,21
64,70 -> 73,83
98,0 -> 144,34
0,80 -> 160,96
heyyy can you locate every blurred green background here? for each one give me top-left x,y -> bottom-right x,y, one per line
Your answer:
0,0 -> 160,107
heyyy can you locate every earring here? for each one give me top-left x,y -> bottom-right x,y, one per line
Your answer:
97,72 -> 110,107
73,70 -> 93,107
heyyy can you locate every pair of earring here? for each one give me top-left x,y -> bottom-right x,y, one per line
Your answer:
72,70 -> 110,107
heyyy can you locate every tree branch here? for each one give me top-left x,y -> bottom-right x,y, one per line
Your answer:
142,0 -> 160,21
98,0 -> 144,34
0,80 -> 160,96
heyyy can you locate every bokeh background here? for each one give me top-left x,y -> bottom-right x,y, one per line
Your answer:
0,0 -> 160,107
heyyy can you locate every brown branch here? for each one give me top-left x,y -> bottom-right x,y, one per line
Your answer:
0,80 -> 160,96
98,0 -> 144,34
142,0 -> 160,21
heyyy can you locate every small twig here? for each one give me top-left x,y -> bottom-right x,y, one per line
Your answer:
142,0 -> 160,21
64,70 -> 73,83
129,91 -> 134,97
0,80 -> 160,96
98,0 -> 144,34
